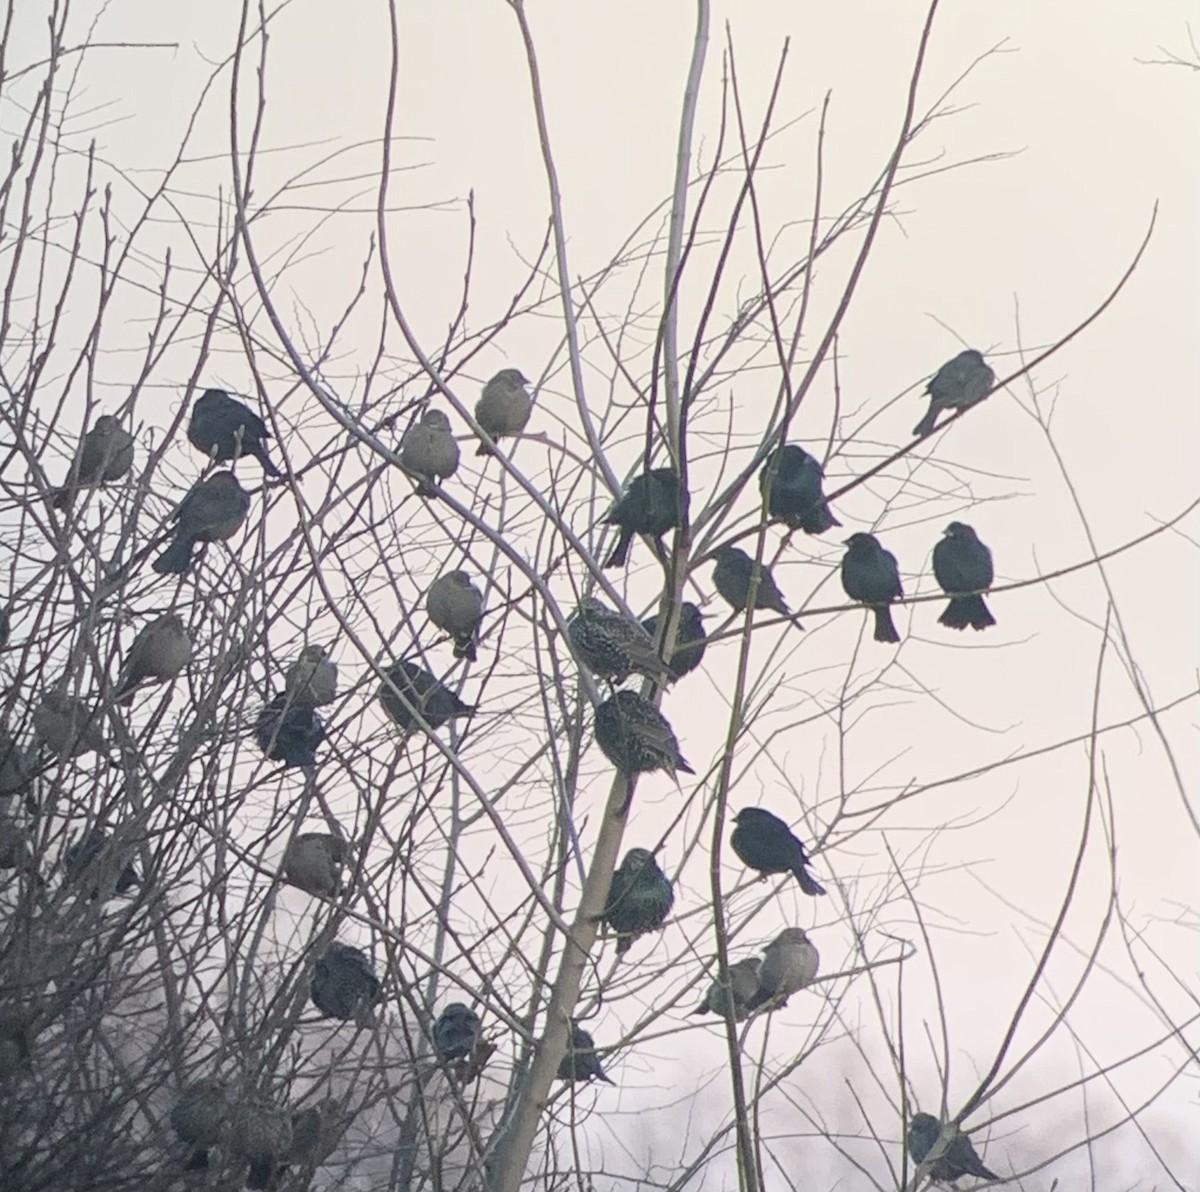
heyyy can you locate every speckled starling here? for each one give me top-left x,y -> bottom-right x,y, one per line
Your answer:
744,927 -> 820,1012
51,415 -> 135,510
115,613 -> 192,705
475,368 -> 532,455
932,522 -> 995,631
692,957 -> 762,1021
641,601 -> 707,683
32,691 -> 108,758
285,645 -> 337,707
557,1020 -> 614,1085
568,597 -> 672,686
603,847 -> 675,955
602,467 -> 686,568
283,832 -> 348,897
63,830 -> 140,900
426,571 -> 485,661
594,690 -> 693,779
712,545 -> 792,618
153,470 -> 251,575
401,409 -> 459,494
188,388 -> 282,477
256,693 -> 325,768
311,942 -> 380,1023
171,1079 -> 230,1171
759,444 -> 840,535
731,807 -> 825,896
433,1002 -> 481,1062
908,1112 -> 999,1183
913,349 -> 995,437
841,532 -> 903,643
231,1099 -> 293,1190
378,659 -> 475,733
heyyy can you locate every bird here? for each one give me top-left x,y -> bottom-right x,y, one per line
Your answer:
0,730 -> 35,798
603,847 -> 675,955
50,414 -> 135,510
230,1099 -> 294,1190
759,444 -> 840,535
691,957 -> 762,1021
114,613 -> 192,705
567,597 -> 673,686
641,601 -> 707,683
426,571 -> 485,661
593,690 -> 693,779
188,388 -> 282,477
311,942 -> 380,1023
32,691 -> 108,758
401,408 -> 459,495
282,1099 -> 351,1176
907,1112 -> 999,1183
932,522 -> 996,631
0,605 -> 9,650
744,927 -> 820,1012
475,368 -> 532,455
557,1020 -> 614,1085
255,693 -> 325,768
731,807 -> 825,896
0,818 -> 33,871
153,470 -> 251,575
282,832 -> 348,897
170,1079 -> 230,1171
913,349 -> 995,437
840,532 -> 903,644
0,1006 -> 36,1080
378,659 -> 475,733
284,644 -> 337,707
602,467 -> 686,568
63,830 -> 140,900
712,545 -> 792,618
433,1002 -> 481,1063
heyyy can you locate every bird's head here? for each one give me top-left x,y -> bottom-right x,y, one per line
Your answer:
843,532 -> 877,550
622,846 -> 657,869
494,368 -> 529,388
421,409 -> 452,430
943,521 -> 976,540
775,927 -> 810,946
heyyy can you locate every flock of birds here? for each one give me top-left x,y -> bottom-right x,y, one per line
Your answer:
0,349 -> 1004,1185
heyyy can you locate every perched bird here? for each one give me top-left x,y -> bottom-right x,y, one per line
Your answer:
0,1006 -> 36,1080
913,349 -> 995,437
153,470 -> 251,575
378,659 -> 475,733
0,818 -> 32,870
51,414 -> 135,510
712,545 -> 792,619
840,532 -> 903,644
0,730 -> 35,797
283,1099 -> 350,1175
567,597 -> 673,686
311,942 -> 380,1023
63,830 -> 140,900
188,388 -> 282,477
557,1020 -> 614,1085
170,1079 -> 230,1171
401,408 -> 459,495
731,807 -> 825,896
641,601 -> 708,683
433,1002 -> 481,1063
603,847 -> 675,955
908,1112 -> 999,1183
32,691 -> 108,758
115,613 -> 192,705
282,832 -> 348,897
475,368 -> 532,455
691,957 -> 762,1021
594,690 -> 693,779
255,693 -> 325,768
759,444 -> 840,535
932,522 -> 996,632
0,606 -> 9,650
426,571 -> 485,662
602,467 -> 686,569
744,927 -> 820,1013
285,645 -> 337,707
230,1099 -> 294,1190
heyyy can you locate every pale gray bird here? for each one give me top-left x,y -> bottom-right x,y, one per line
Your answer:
475,368 -> 532,455
115,613 -> 192,705
171,1079 -> 230,1171
230,1099 -> 293,1190
153,470 -> 251,575
426,571 -> 485,661
691,957 -> 763,1021
401,408 -> 459,495
913,349 -> 995,437
32,691 -> 107,758
51,414 -> 135,510
908,1112 -> 999,1183
283,832 -> 349,897
285,645 -> 337,707
745,927 -> 819,1013
568,597 -> 673,686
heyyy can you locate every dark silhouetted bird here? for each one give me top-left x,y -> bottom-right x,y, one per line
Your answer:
311,942 -> 380,1023
285,645 -> 337,707
568,597 -> 673,686
0,606 -> 9,650
433,1002 -> 481,1063
231,1100 -> 293,1191
475,368 -> 532,455
712,545 -> 792,618
426,571 -> 485,662
32,691 -> 108,758
841,532 -> 903,643
0,1006 -> 36,1080
153,470 -> 251,575
255,694 -> 325,768
932,522 -> 995,631
731,807 -> 825,896
283,832 -> 348,897
602,467 -> 685,568
171,1079 -> 230,1171
51,414 -> 135,510
594,690 -> 693,779
913,349 -> 995,437
0,818 -> 33,871
908,1112 -> 999,1183
692,957 -> 762,1021
63,830 -> 140,900
744,927 -> 820,1012
401,409 -> 459,494
115,613 -> 192,705
642,601 -> 707,683
557,1020 -> 614,1085
378,659 -> 475,733
0,730 -> 35,798
188,388 -> 282,477
603,847 -> 675,955
759,444 -> 840,535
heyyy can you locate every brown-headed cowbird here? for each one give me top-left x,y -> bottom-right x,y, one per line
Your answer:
731,807 -> 825,896
285,645 -> 337,707
115,612 -> 192,705
63,830 -> 140,900
188,388 -> 282,477
712,545 -> 792,618
913,349 -> 995,437
744,927 -> 820,1012
603,847 -> 674,956
282,832 -> 348,897
568,597 -> 672,686
311,942 -> 380,1024
475,368 -> 532,455
642,601 -> 707,683
602,467 -> 686,569
426,571 -> 485,662
594,690 -> 693,779
841,532 -> 903,643
907,1112 -> 999,1183
759,444 -> 840,535
401,409 -> 459,495
51,415 -> 135,510
230,1099 -> 293,1190
433,1002 -> 481,1062
32,691 -> 108,758
171,1079 -> 230,1171
692,957 -> 762,1021
557,1020 -> 614,1085
153,470 -> 251,575
932,522 -> 995,631
378,659 -> 475,733
255,694 -> 325,768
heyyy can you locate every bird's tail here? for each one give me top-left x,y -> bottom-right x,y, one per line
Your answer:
475,440 -> 494,457
597,1070 -> 616,1086
50,486 -> 74,511
800,504 -> 841,536
939,595 -> 995,632
152,535 -> 195,575
912,405 -> 939,437
689,1002 -> 710,1017
603,530 -> 633,569
872,606 -> 901,643
453,635 -> 478,662
252,442 -> 283,479
795,866 -> 827,897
